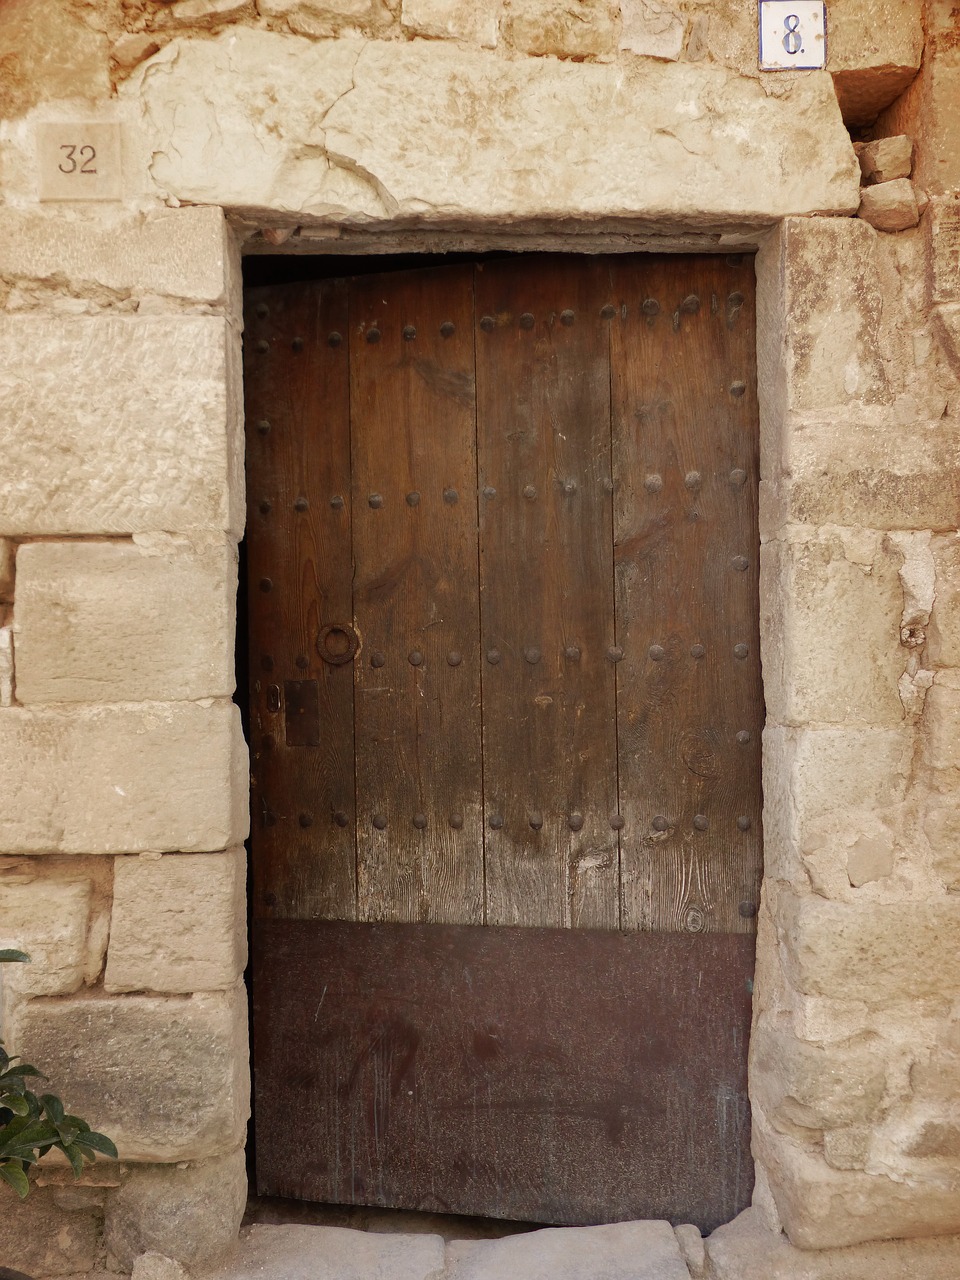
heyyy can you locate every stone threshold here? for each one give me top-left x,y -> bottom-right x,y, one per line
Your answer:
52,1207 -> 960,1280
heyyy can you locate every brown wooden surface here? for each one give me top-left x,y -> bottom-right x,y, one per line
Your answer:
253,918 -> 755,1231
349,267 -> 484,924
608,256 -> 763,933
244,281 -> 356,921
475,259 -> 620,929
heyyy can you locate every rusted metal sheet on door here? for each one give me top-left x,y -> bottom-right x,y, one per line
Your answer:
253,918 -> 754,1231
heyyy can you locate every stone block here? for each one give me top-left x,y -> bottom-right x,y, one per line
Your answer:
113,34 -> 162,69
673,1223 -> 705,1277
257,0 -> 394,35
105,849 -> 246,994
921,671 -> 960,770
0,626 -> 12,708
754,1117 -> 960,1248
0,538 -> 13,600
105,1149 -> 246,1270
0,315 -> 242,537
215,1223 -> 446,1280
11,987 -> 249,1161
0,0 -> 110,121
0,206 -> 233,304
750,1023 -> 887,1132
619,0 -> 684,61
779,891 -> 960,1004
829,0 -> 923,127
923,800 -> 960,890
131,1255 -> 188,1280
446,1220 -> 689,1279
858,180 -> 920,232
858,136 -> 913,184
400,0 -> 499,47
125,30 -> 859,225
706,1205 -> 960,1279
928,199 -> 960,307
501,0 -> 619,58
0,1185 -> 101,1276
761,726 -> 908,883
164,0 -> 256,24
764,218 -> 890,417
760,532 -> 903,728
760,413 -> 960,533
0,873 -> 90,997
0,702 -> 248,855
13,536 -> 237,704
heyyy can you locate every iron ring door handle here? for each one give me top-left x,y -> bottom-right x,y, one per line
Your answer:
316,623 -> 361,666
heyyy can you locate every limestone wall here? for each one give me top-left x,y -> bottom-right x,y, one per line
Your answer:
0,0 -> 958,1276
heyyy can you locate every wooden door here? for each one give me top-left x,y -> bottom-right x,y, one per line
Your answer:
244,255 -> 762,1232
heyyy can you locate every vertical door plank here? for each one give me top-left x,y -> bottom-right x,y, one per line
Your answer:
350,266 -> 484,925
244,281 -> 357,921
610,256 -> 763,933
476,259 -> 620,929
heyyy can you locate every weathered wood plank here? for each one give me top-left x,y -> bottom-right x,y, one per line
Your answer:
244,280 -> 356,922
350,266 -> 484,924
475,258 -> 620,929
609,255 -> 763,933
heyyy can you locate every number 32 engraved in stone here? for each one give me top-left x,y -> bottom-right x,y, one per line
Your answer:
58,144 -> 97,175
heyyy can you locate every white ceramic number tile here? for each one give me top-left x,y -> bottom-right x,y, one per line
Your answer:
759,1 -> 827,70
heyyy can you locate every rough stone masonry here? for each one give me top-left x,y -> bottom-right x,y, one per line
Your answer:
0,0 -> 959,1277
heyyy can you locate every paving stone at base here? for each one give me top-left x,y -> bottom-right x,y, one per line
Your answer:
445,1220 -> 689,1280
210,1224 -> 446,1280
707,1207 -> 960,1279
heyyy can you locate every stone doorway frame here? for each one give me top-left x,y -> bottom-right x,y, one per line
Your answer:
235,219 -> 781,1230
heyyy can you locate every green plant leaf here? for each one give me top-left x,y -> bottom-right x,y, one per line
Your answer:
75,1130 -> 118,1159
60,1142 -> 85,1178
0,1162 -> 30,1198
0,951 -> 30,964
40,1094 -> 65,1124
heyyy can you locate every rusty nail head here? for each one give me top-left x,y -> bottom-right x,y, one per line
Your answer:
295,654 -> 309,669
366,328 -> 381,344
732,555 -> 749,571
256,419 -> 270,435
440,321 -> 455,337
489,814 -> 504,830
292,336 -> 304,352
403,325 -> 417,341
256,338 -> 269,353
523,484 -> 537,500
449,813 -> 464,830
413,813 -> 428,830
739,901 -> 758,918
259,577 -> 272,593
480,315 -> 495,332
607,646 -> 624,662
564,645 -> 581,661
610,814 -> 625,831
369,494 -> 384,509
524,647 -> 541,664
652,815 -> 670,832
483,485 -> 497,499
642,299 -> 659,316
331,495 -> 345,509
563,478 -> 577,494
691,643 -> 705,659
447,651 -> 462,667
486,648 -> 501,665
373,814 -> 387,830
728,292 -> 744,307
299,812 -> 313,828
693,814 -> 708,831
328,331 -> 343,348
259,499 -> 271,514
734,643 -> 749,659
568,812 -> 584,832
649,644 -> 665,661
681,294 -> 700,313
560,309 -> 575,326
406,491 -> 421,507
443,487 -> 458,504
409,650 -> 424,667
334,810 -> 349,828
730,381 -> 747,398
294,497 -> 308,512
370,651 -> 385,668
737,815 -> 752,831
730,468 -> 747,486
644,474 -> 663,494
736,729 -> 752,744
255,302 -> 269,319
600,304 -> 616,320
685,471 -> 701,489
519,313 -> 535,329
529,812 -> 543,830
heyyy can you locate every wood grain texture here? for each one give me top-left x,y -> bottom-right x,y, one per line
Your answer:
608,256 -> 763,933
350,267 -> 484,924
244,281 -> 356,922
475,259 -> 620,929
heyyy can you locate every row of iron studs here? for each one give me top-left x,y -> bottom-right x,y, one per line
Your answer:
251,291 -> 746,348
284,809 -> 754,836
